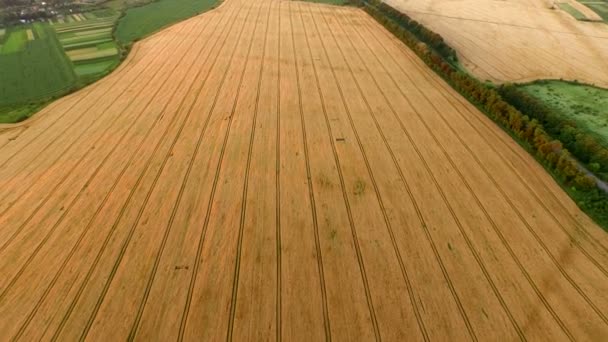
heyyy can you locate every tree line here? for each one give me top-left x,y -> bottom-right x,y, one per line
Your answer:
498,83 -> 608,180
358,0 -> 608,227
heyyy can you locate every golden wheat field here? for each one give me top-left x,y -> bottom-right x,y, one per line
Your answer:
385,0 -> 608,86
0,0 -> 607,340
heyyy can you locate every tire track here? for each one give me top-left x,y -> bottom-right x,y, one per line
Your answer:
0,28 -> 187,219
75,3 -> 257,339
8,4 -> 238,339
0,40 -> 148,169
298,4 -> 422,341
172,1 -> 260,338
275,3 -> 282,338
48,4 -> 244,339
353,8 -> 608,328
295,4 -> 383,341
337,7 -> 575,340
305,3 -> 472,340
287,2 -> 331,340
361,4 -> 608,282
0,36 -> 163,175
126,4 -> 246,339
321,6 -> 525,340
0,18 -> 202,255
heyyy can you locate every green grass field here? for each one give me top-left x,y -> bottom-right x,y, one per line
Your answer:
1,0 -> 221,123
1,28 -> 28,53
580,0 -> 608,21
519,81 -> 608,148
558,2 -> 588,20
0,23 -> 77,121
115,0 -> 218,43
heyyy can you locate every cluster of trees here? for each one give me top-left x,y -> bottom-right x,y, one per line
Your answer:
499,84 -> 608,180
360,0 -> 608,225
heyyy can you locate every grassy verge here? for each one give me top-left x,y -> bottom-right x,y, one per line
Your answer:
115,0 -> 218,43
0,102 -> 48,124
579,0 -> 608,22
558,3 -> 588,20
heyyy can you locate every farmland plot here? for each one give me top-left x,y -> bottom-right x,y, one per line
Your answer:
0,0 -> 607,340
54,14 -> 121,77
385,0 -> 608,86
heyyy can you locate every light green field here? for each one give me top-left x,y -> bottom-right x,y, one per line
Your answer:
1,29 -> 28,53
69,47 -> 118,62
0,12 -> 122,122
0,23 -> 77,122
519,81 -> 608,147
559,2 -> 588,20
580,0 -> 608,21
55,15 -> 120,72
1,0 -> 223,123
115,0 -> 218,43
74,58 -> 118,77
63,37 -> 114,49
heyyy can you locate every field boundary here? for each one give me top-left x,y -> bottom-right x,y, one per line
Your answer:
357,0 -> 608,230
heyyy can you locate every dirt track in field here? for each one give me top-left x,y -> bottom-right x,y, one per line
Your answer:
385,0 -> 608,87
0,0 -> 607,340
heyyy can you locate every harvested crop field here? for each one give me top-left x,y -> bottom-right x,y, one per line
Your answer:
0,0 -> 607,340
385,0 -> 608,87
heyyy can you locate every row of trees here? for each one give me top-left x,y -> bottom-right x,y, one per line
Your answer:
362,0 -> 457,62
360,0 -> 608,225
498,84 -> 608,180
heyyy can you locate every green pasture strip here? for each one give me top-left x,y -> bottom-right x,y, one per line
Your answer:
115,0 -> 217,43
558,3 -> 588,20
74,58 -> 118,77
59,32 -> 112,45
69,47 -> 118,62
55,22 -> 115,34
2,29 -> 28,54
0,23 -> 77,108
519,81 -> 608,148
581,2 -> 608,21
63,37 -> 114,50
